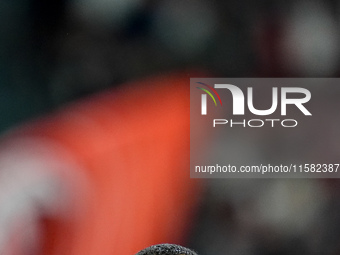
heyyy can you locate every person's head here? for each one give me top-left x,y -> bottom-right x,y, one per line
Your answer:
136,244 -> 198,255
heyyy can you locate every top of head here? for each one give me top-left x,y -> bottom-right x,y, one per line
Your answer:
136,244 -> 198,255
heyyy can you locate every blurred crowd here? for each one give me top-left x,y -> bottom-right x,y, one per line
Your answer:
1,0 -> 340,254
3,0 -> 340,131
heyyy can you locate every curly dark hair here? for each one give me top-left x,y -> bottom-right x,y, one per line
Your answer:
136,244 -> 198,255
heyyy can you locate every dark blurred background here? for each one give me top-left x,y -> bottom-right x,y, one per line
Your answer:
4,0 -> 340,132
1,0 -> 340,254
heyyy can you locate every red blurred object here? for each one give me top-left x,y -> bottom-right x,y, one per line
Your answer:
0,73 -> 201,255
